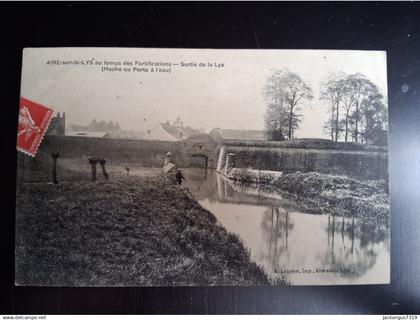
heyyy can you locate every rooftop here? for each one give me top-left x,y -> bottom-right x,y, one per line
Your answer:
66,131 -> 110,138
211,128 -> 267,141
161,123 -> 202,140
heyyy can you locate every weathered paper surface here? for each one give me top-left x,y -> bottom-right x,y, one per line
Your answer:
16,48 -> 390,286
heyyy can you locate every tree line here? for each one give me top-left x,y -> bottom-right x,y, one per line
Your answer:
263,69 -> 388,146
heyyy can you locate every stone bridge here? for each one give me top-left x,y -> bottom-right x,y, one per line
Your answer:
181,134 -> 220,169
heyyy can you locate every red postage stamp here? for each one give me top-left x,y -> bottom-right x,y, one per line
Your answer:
17,97 -> 53,157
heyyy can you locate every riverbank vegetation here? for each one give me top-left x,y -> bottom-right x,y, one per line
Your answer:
16,175 -> 276,286
226,169 -> 389,224
224,138 -> 387,152
272,172 -> 389,224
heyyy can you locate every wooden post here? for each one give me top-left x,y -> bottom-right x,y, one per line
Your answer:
51,152 -> 59,184
89,158 -> 98,182
99,159 -> 109,180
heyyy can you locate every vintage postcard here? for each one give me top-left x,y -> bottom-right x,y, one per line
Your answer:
15,48 -> 390,286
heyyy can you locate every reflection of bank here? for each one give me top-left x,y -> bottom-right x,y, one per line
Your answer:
185,168 -> 301,209
182,169 -> 218,202
183,168 -> 290,206
216,172 -> 299,209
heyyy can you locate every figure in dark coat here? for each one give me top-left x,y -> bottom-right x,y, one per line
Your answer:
176,169 -> 185,185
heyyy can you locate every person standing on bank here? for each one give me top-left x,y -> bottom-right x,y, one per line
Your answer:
163,151 -> 177,183
176,169 -> 185,185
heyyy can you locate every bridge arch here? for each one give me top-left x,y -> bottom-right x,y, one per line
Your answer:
189,153 -> 208,168
182,134 -> 219,168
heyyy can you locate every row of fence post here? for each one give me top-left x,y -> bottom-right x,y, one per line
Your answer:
89,158 -> 109,181
51,153 -> 109,184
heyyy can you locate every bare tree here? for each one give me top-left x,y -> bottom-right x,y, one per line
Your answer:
264,103 -> 287,140
320,72 -> 388,144
264,69 -> 313,140
343,74 -> 387,143
339,73 -> 372,142
262,70 -> 288,141
283,72 -> 314,139
320,72 -> 347,142
346,74 -> 371,142
340,79 -> 355,142
357,87 -> 388,145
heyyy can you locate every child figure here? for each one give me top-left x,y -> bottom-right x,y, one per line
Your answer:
176,169 -> 185,185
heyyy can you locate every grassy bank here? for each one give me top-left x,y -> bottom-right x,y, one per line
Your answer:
16,175 -> 272,286
227,169 -> 389,224
224,138 -> 387,152
273,172 -> 389,224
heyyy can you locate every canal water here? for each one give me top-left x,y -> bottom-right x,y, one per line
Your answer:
183,168 -> 390,285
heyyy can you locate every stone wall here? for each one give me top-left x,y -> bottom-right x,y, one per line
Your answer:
217,144 -> 388,181
37,135 -> 388,180
39,135 -> 219,168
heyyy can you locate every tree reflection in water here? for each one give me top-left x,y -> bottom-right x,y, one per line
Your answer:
259,208 -> 388,280
182,169 -> 389,284
261,207 -> 294,275
322,214 -> 388,279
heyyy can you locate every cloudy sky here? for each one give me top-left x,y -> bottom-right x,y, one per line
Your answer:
20,48 -> 387,138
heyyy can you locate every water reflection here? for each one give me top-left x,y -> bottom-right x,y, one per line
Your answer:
261,207 -> 294,275
183,168 -> 390,285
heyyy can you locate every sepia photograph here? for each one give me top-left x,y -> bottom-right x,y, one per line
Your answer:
15,47 -> 390,286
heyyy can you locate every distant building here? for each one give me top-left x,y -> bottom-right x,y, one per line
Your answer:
69,119 -> 144,140
66,131 -> 110,138
209,128 -> 267,143
46,112 -> 65,136
173,116 -> 183,127
145,121 -> 202,141
107,131 -> 145,140
71,119 -> 121,132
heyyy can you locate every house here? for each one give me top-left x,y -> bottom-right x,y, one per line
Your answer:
145,121 -> 202,141
66,130 -> 110,138
209,128 -> 268,143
